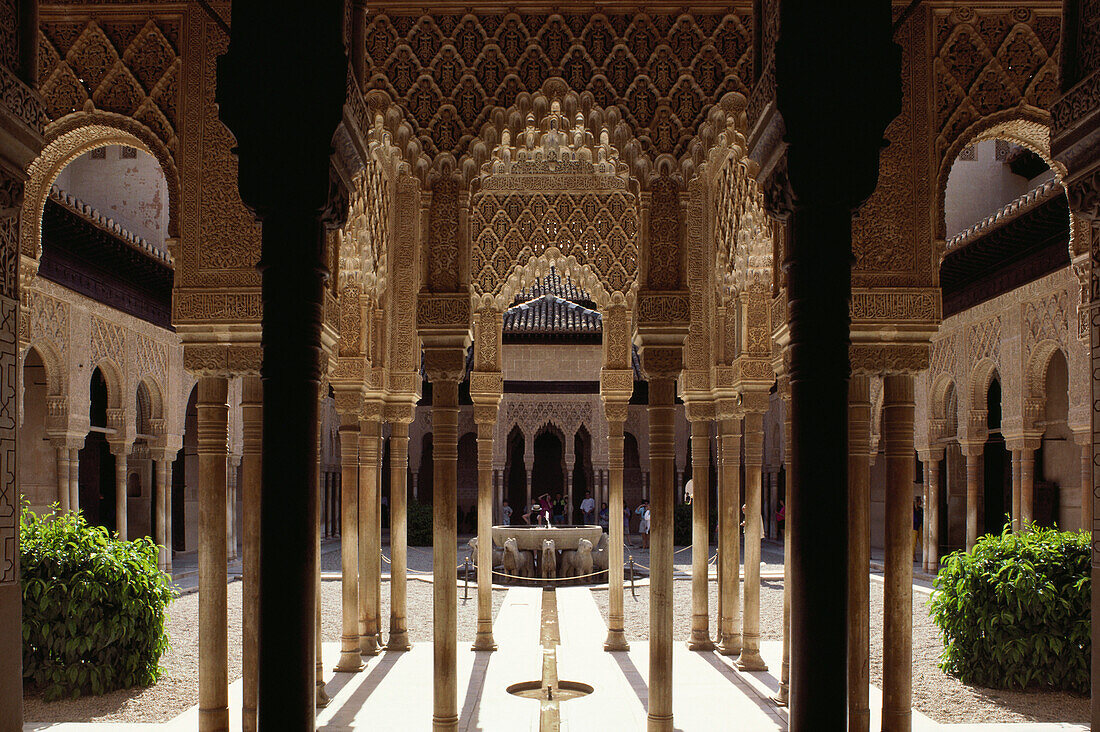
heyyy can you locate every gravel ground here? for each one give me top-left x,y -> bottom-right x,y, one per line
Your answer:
25,578 -> 505,724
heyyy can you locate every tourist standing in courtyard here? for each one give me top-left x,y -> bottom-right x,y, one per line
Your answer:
580,490 -> 596,524
638,500 -> 650,548
501,499 -> 512,526
913,497 -> 923,558
598,502 -> 610,531
552,492 -> 566,524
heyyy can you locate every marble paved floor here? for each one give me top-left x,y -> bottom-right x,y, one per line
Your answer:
24,584 -> 1091,731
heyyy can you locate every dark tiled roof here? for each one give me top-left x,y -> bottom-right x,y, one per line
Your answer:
503,294 -> 601,336
513,267 -> 593,307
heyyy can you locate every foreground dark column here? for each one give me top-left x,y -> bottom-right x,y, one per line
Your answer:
216,3 -> 344,728
775,3 -> 899,727
241,377 -> 263,732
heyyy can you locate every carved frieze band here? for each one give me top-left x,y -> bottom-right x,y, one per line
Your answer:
850,288 -> 940,322
175,291 -> 262,323
636,291 -> 690,325
183,344 -> 261,376
849,343 -> 930,375
416,293 -> 471,330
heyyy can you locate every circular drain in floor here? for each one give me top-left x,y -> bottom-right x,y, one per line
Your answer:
506,680 -> 594,701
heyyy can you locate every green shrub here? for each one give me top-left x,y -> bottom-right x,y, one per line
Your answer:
20,503 -> 174,700
407,499 -> 433,546
672,502 -> 717,547
930,522 -> 1090,694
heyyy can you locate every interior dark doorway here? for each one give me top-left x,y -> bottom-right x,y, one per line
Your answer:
78,367 -> 115,532
531,430 -> 564,507
505,427 -> 527,517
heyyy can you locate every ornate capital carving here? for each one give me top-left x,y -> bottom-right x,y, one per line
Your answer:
599,368 -> 633,397
422,346 -> 468,383
684,400 -> 715,422
469,370 -> 503,397
638,345 -> 682,381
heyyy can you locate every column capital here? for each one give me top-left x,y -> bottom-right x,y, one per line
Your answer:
422,343 -> 468,384
739,389 -> 771,415
331,386 -> 363,418
637,344 -> 683,381
715,398 -> 742,422
684,399 -> 715,423
917,447 -> 945,464
959,441 -> 986,459
383,401 -> 416,426
1003,434 -> 1042,453
603,399 -> 629,426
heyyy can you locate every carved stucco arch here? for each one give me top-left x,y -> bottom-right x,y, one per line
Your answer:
935,108 -> 1077,256
91,357 -> 126,411
22,340 -> 65,397
135,374 -> 166,422
963,358 -> 1000,442
929,372 -> 957,422
21,111 -> 181,262
1024,339 -> 1066,404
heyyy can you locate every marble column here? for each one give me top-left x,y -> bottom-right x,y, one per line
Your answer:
473,406 -> 498,651
687,406 -> 714,651
847,376 -> 872,732
227,455 -> 240,561
645,370 -> 677,731
883,374 -> 915,731
54,444 -> 70,512
739,409 -> 767,671
358,411 -> 382,656
113,447 -> 129,540
314,402 -> 329,708
524,449 -> 534,509
335,417 -> 363,672
387,413 -> 412,651
717,411 -> 742,656
197,377 -> 229,732
604,403 -> 630,651
1010,448 -> 1022,532
425,351 -> 464,732
1021,446 -> 1036,527
923,452 -> 942,574
69,448 -> 80,514
241,377 -> 262,732
963,444 -> 983,550
155,456 -> 170,572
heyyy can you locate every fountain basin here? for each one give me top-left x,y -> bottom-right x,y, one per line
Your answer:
492,524 -> 602,551
506,680 -> 593,701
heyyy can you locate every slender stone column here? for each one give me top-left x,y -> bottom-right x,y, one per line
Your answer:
358,410 -> 382,656
113,447 -> 129,540
739,408 -> 767,670
473,405 -> 498,651
524,449 -> 534,508
882,374 -> 915,731
717,410 -> 742,656
227,456 -> 240,561
923,452 -> 942,573
69,448 -> 80,514
604,401 -> 630,651
155,456 -> 170,572
197,376 -> 229,732
314,401 -> 329,708
645,370 -> 678,731
1010,448 -> 1022,531
847,376 -> 872,732
1079,435 -> 1092,531
1021,447 -> 1036,527
774,384 -> 792,706
335,417 -> 363,672
963,444 -> 983,550
424,352 -> 464,732
54,444 -> 70,511
386,411 -> 412,651
240,377 -> 262,732
687,406 -> 714,650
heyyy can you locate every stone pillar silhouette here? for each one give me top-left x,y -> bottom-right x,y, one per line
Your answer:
847,375 -> 872,732
197,377 -> 229,732
738,406 -> 767,671
687,403 -> 714,651
883,374 -> 915,731
314,399 -> 329,708
240,377 -> 262,732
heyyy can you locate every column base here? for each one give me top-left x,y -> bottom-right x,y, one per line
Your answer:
736,648 -> 768,672
386,631 -> 411,652
686,629 -> 715,651
199,707 -> 229,732
647,712 -> 674,731
315,681 -> 331,708
335,644 -> 365,672
772,682 -> 788,706
471,632 -> 497,652
603,629 -> 630,652
360,635 -> 381,657
242,708 -> 257,732
432,714 -> 459,731
717,634 -> 742,656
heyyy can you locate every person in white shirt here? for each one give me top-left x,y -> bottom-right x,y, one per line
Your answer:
580,491 -> 596,524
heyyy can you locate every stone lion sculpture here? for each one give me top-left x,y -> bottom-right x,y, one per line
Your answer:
592,532 -> 609,572
467,537 -> 503,569
559,537 -> 593,581
540,538 -> 557,581
502,537 -> 533,582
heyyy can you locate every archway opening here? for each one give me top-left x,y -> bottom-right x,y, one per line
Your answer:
504,427 -> 527,517
572,427 -> 593,523
79,367 -> 116,532
532,430 -> 565,510
418,433 -> 434,505
171,385 -> 197,552
940,383 -> 964,554
1037,350 -> 1071,528
982,377 -> 1010,535
457,432 -> 478,533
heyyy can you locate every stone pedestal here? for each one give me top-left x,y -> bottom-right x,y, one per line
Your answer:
197,377 -> 229,732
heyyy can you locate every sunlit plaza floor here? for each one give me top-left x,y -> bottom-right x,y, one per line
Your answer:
24,579 -> 1091,732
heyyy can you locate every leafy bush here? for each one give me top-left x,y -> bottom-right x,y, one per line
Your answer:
20,503 -> 174,700
930,523 -> 1090,694
672,502 -> 717,547
407,499 -> 433,546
